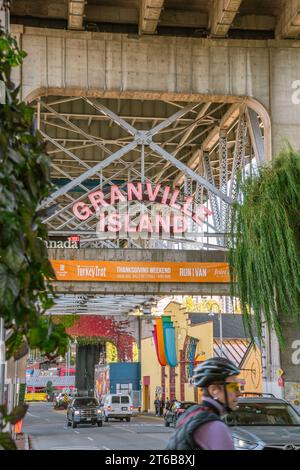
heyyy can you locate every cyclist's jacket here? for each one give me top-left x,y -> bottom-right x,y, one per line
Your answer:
165,397 -> 234,450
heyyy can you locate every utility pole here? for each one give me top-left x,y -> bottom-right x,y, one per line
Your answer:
219,309 -> 223,357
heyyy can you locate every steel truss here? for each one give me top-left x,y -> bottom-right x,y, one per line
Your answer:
46,294 -> 159,317
38,97 -> 264,249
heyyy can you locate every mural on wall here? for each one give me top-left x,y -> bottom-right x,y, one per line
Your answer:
183,336 -> 199,380
95,364 -> 110,400
67,315 -> 135,362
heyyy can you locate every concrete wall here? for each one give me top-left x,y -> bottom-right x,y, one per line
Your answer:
11,25 -> 300,157
48,248 -> 230,295
277,321 -> 300,406
47,248 -> 228,262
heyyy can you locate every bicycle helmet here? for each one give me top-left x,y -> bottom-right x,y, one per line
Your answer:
192,357 -> 240,388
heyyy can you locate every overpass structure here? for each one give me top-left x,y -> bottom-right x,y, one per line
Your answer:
4,0 -> 300,397
8,4 -> 300,255
48,248 -> 229,297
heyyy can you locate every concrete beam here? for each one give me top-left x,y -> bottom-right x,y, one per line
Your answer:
51,280 -> 231,296
160,9 -> 208,28
11,0 -> 68,19
209,0 -> 242,37
68,0 -> 85,30
11,2 -> 207,29
47,248 -> 228,263
174,104 -> 240,186
276,0 -> 300,39
233,15 -> 276,31
139,0 -> 164,35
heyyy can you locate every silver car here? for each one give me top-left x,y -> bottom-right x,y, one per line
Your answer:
226,394 -> 300,450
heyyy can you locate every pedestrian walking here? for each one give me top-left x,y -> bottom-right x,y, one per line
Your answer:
166,357 -> 241,450
159,398 -> 165,416
165,397 -> 171,411
154,396 -> 160,416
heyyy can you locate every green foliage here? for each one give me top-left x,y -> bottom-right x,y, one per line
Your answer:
77,336 -> 103,346
18,383 -> 26,405
45,380 -> 54,393
0,432 -> 17,450
45,380 -> 54,399
229,145 -> 300,345
52,314 -> 80,329
0,28 -> 69,359
70,356 -> 75,366
0,403 -> 28,429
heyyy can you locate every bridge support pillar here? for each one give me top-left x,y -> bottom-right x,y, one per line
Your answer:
75,343 -> 104,396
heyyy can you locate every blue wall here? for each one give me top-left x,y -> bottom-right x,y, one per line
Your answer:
109,362 -> 141,393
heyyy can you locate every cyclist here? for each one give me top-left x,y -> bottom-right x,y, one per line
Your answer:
166,357 -> 240,450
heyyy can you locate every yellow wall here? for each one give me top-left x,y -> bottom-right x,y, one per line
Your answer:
141,301 -> 262,412
141,336 -> 162,412
164,302 -> 213,403
141,301 -> 213,412
25,393 -> 47,402
239,344 -> 262,393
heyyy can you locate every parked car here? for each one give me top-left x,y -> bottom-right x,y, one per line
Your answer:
54,392 -> 72,409
164,401 -> 197,427
102,394 -> 133,422
225,394 -> 300,450
67,397 -> 103,428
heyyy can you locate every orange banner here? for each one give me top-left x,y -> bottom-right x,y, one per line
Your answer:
51,260 -> 230,283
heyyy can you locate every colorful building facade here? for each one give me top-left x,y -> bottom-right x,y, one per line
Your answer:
141,301 -> 262,413
141,302 -> 213,412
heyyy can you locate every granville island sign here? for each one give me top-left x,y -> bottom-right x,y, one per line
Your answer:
72,182 -> 211,241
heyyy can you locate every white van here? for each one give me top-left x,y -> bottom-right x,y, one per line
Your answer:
102,394 -> 133,422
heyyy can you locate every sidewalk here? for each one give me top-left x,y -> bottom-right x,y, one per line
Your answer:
15,433 -> 30,450
138,411 -> 165,419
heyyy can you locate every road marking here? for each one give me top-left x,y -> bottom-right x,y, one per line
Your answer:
87,437 -> 93,441
27,412 -> 39,418
45,418 -> 50,421
74,430 -> 80,434
102,446 -> 111,450
51,446 -> 99,450
115,425 -> 135,434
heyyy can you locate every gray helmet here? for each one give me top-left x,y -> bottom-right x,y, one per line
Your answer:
192,357 -> 240,388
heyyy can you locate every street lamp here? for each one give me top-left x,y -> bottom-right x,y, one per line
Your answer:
208,301 -> 224,358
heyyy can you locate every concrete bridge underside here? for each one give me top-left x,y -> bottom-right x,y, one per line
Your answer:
11,24 -> 300,157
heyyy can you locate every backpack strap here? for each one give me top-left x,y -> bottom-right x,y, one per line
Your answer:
166,404 -> 220,450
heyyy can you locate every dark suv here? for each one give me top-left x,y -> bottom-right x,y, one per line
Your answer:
226,394 -> 300,450
67,397 -> 103,428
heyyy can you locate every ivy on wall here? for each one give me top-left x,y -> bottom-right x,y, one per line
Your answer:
77,336 -> 104,346
229,145 -> 300,345
66,315 -> 134,361
52,315 -> 80,329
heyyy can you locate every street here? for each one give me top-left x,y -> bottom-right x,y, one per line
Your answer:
23,403 -> 174,450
